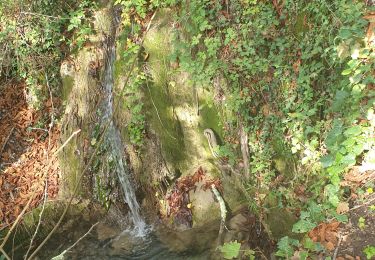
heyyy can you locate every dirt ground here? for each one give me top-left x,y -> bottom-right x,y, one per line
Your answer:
0,81 -> 60,229
336,193 -> 375,259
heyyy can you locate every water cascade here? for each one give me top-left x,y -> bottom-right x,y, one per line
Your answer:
101,38 -> 147,237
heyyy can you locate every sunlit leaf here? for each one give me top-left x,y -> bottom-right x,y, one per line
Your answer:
219,241 -> 241,259
292,219 -> 316,233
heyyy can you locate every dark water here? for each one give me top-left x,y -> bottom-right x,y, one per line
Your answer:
63,232 -> 210,260
34,214 -> 213,260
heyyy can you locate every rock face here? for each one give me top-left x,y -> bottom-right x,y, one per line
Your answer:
189,182 -> 219,226
59,4 -> 244,249
59,6 -> 117,199
113,7 -> 243,231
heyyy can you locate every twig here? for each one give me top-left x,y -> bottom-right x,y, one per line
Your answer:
0,127 -> 15,155
0,248 -> 10,260
239,123 -> 250,179
27,10 -> 158,260
20,12 -> 67,20
350,196 -> 375,211
24,171 -> 48,259
53,129 -> 81,156
24,72 -> 56,259
333,232 -> 342,260
50,222 -> 99,260
194,84 -> 199,116
211,184 -> 227,245
11,224 -> 20,260
28,127 -> 49,132
0,190 -> 35,249
254,246 -> 268,260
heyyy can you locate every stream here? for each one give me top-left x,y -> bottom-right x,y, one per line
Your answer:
48,221 -> 211,259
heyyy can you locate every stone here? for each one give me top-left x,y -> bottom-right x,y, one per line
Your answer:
96,223 -> 118,241
223,230 -> 238,243
189,182 -> 220,227
228,213 -> 248,231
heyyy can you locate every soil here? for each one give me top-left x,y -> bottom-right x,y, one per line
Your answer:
0,81 -> 60,229
336,193 -> 375,259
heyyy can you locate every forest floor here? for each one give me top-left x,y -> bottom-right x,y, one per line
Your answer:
336,193 -> 375,259
0,81 -> 60,230
303,167 -> 375,259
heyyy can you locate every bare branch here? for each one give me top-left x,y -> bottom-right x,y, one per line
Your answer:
51,222 -> 99,260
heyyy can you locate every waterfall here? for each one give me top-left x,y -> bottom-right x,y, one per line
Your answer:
101,39 -> 147,237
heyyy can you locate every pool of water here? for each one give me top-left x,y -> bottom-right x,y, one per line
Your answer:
62,231 -> 210,260
34,213 -> 214,260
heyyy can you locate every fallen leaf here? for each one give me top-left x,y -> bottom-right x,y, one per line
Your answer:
325,241 -> 335,251
336,202 -> 349,214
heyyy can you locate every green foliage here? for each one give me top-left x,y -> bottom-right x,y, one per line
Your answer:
2,0 -> 371,257
66,0 -> 97,50
276,235 -> 325,258
219,241 -> 241,259
114,0 -> 177,26
168,0 -> 373,256
126,73 -> 147,147
0,0 -> 97,109
244,249 -> 256,260
363,245 -> 375,260
116,39 -> 147,147
358,216 -> 366,230
275,236 -> 300,258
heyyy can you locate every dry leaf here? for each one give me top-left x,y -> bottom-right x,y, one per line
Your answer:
336,202 -> 349,214
325,241 -> 335,251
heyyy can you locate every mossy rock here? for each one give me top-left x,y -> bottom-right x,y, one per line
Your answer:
263,207 -> 301,241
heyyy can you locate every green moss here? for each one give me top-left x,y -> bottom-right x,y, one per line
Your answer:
271,137 -> 296,178
198,94 -> 223,144
142,10 -> 187,169
264,208 -> 301,240
59,138 -> 83,197
61,76 -> 74,102
114,59 -> 126,85
144,80 -> 186,166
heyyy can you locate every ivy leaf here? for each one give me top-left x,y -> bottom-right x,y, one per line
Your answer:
340,153 -> 356,166
341,68 -> 352,75
299,251 -> 308,260
219,241 -> 241,259
342,137 -> 356,148
321,154 -> 334,168
275,237 -> 299,258
344,125 -> 362,136
352,143 -> 364,155
332,90 -> 349,112
303,237 -> 315,250
333,213 -> 349,223
363,245 -> 375,260
326,120 -> 344,150
292,219 -> 316,233
339,28 -> 353,39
